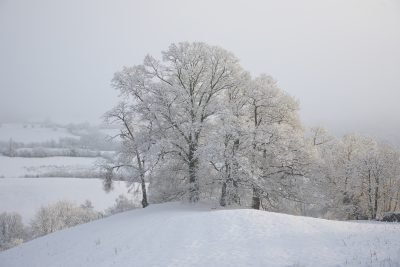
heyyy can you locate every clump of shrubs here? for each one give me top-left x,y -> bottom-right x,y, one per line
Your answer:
0,196 -> 138,251
30,200 -> 102,238
105,195 -> 139,215
0,213 -> 27,251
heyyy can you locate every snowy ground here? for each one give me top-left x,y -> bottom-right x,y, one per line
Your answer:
0,155 -> 100,178
0,178 -> 139,223
0,202 -> 399,267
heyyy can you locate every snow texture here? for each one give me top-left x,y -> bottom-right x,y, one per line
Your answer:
0,202 -> 399,267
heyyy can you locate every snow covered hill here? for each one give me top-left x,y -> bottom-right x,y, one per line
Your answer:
0,203 -> 399,267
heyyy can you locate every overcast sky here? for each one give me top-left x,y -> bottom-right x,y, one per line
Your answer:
0,0 -> 399,142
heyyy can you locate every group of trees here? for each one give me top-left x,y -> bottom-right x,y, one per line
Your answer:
310,128 -> 400,220
105,42 -> 400,220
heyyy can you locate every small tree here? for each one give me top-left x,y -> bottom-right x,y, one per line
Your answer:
103,102 -> 160,208
0,212 -> 26,251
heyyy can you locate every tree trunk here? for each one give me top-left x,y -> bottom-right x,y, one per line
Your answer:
220,181 -> 227,206
251,187 -> 261,209
188,167 -> 199,202
140,177 -> 148,208
367,170 -> 373,219
373,176 -> 379,219
232,179 -> 240,205
188,144 -> 199,202
136,152 -> 148,208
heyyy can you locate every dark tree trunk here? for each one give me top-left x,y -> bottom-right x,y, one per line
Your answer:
220,181 -> 227,207
188,168 -> 199,202
188,144 -> 199,202
232,180 -> 240,205
220,157 -> 230,207
136,153 -> 148,208
251,187 -> 261,210
141,177 -> 148,208
373,176 -> 379,219
367,170 -> 373,219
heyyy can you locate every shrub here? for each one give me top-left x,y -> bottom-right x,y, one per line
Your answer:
0,212 -> 26,251
30,201 -> 101,238
105,195 -> 138,215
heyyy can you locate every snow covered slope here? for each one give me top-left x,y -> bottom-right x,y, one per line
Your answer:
1,203 -> 399,267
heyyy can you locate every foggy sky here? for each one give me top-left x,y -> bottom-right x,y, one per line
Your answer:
1,0 -> 399,142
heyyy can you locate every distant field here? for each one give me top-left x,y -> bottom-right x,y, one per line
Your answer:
0,123 -> 78,143
0,178 -> 139,222
0,155 -> 101,178
0,122 -> 140,223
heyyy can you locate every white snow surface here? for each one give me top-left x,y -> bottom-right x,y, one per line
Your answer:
1,202 -> 399,267
0,155 -> 100,177
0,123 -> 77,143
0,178 -> 139,223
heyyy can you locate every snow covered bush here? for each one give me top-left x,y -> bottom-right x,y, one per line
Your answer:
30,201 -> 101,238
0,212 -> 27,251
105,195 -> 139,215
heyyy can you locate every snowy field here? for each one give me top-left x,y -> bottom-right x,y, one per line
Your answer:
0,155 -> 100,178
0,123 -> 77,143
0,202 -> 399,267
0,122 -> 135,223
0,178 -> 138,223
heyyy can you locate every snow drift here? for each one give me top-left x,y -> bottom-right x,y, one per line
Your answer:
0,203 -> 399,267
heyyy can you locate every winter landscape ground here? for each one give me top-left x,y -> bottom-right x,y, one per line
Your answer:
1,202 -> 399,267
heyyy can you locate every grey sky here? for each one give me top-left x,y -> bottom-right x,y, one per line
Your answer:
1,0 -> 399,142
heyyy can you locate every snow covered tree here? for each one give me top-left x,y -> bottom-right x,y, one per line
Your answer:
111,42 -> 247,202
109,42 -> 350,212
240,75 -> 308,210
103,102 -> 161,208
353,141 -> 400,219
0,212 -> 26,251
308,130 -> 400,220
